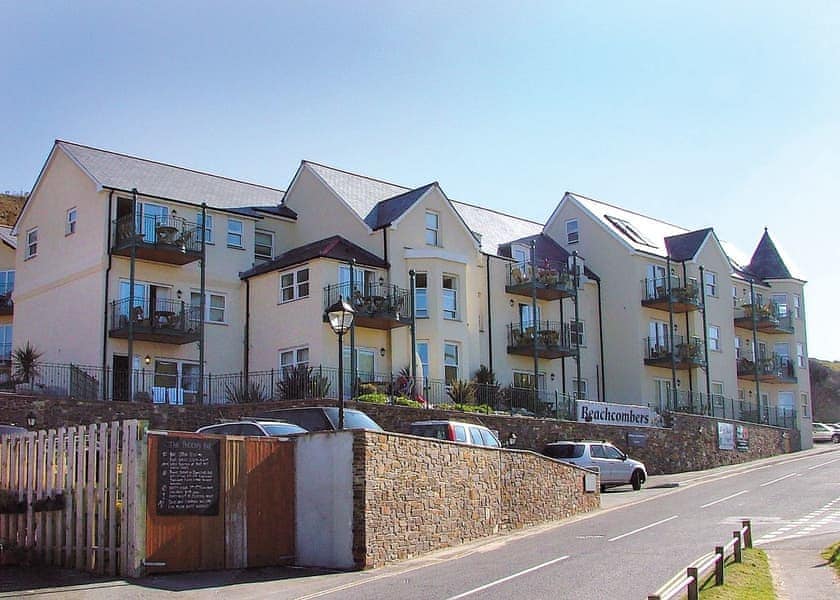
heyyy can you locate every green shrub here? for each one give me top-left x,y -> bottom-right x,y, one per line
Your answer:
447,379 -> 476,404
393,396 -> 423,408
356,383 -> 378,396
356,393 -> 388,404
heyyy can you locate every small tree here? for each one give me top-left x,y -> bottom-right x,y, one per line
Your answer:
13,342 -> 42,386
473,365 -> 498,408
225,380 -> 268,404
276,365 -> 331,400
447,379 -> 476,405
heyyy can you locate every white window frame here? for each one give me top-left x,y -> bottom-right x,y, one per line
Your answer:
444,342 -> 459,385
570,320 -> 586,347
704,271 -> 717,297
708,325 -> 721,352
280,267 -> 310,303
793,294 -> 802,319
0,324 -> 12,361
565,219 -> 579,244
254,229 -> 274,260
414,272 -> 428,318
25,227 -> 38,259
796,342 -> 805,368
801,393 -> 809,417
227,218 -> 244,248
425,210 -> 440,246
442,274 -> 458,320
771,293 -> 788,317
191,290 -> 227,323
196,212 -> 214,244
572,378 -> 587,400
711,381 -> 724,405
280,346 -> 309,372
416,340 -> 430,381
734,336 -> 742,359
66,207 -> 77,235
513,370 -> 546,391
0,270 -> 14,296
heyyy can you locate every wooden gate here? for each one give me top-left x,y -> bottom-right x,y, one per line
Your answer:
0,421 -> 146,576
145,432 -> 295,573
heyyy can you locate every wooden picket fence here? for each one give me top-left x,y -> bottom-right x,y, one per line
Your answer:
0,420 -> 147,576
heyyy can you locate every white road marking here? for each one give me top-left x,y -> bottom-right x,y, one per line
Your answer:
608,515 -> 679,542
807,457 -> 840,470
759,473 -> 799,487
444,555 -> 570,600
701,490 -> 748,508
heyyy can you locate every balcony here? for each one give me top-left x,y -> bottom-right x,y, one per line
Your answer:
322,282 -> 411,330
109,298 -> 201,344
733,301 -> 794,335
736,355 -> 797,384
507,320 -> 577,359
641,276 -> 701,313
506,259 -> 575,301
111,214 -> 203,265
0,293 -> 12,317
643,335 -> 706,370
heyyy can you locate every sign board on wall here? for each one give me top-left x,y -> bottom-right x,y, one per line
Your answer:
576,400 -> 653,427
736,425 -> 750,452
156,436 -> 221,516
718,422 -> 735,450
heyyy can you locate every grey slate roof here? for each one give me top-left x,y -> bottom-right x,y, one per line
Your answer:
0,226 -> 16,250
57,140 -> 287,211
664,228 -> 713,261
240,235 -> 387,280
369,183 -> 437,229
498,233 -> 599,279
748,229 -> 794,280
303,161 -> 545,256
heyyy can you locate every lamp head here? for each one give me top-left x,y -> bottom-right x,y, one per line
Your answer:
326,297 -> 356,335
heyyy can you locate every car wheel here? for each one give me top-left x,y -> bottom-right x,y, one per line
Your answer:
631,470 -> 643,491
832,434 -> 840,444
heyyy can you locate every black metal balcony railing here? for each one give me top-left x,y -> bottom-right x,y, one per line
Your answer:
643,334 -> 707,369
641,275 -> 701,312
733,300 -> 794,335
112,214 -> 203,265
322,282 -> 411,330
109,298 -> 201,344
506,259 -> 576,300
507,320 -> 577,359
655,390 -> 797,429
736,354 -> 797,383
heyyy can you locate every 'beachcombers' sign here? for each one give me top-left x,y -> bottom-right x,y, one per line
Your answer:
576,400 -> 653,427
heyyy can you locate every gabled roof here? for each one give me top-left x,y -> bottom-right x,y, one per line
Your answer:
369,183 -> 437,229
748,229 -> 801,281
240,235 -> 387,280
449,201 -> 543,255
664,228 -> 713,261
55,140 -> 287,210
0,226 -> 16,250
301,161 -> 527,254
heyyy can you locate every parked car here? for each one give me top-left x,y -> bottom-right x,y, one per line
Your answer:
812,423 -> 840,443
0,424 -> 27,437
256,407 -> 383,432
409,420 -> 501,448
196,419 -> 307,437
542,440 -> 647,491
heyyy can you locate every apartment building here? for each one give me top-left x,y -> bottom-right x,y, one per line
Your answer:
11,141 -> 810,446
545,192 -> 812,446
0,226 -> 16,366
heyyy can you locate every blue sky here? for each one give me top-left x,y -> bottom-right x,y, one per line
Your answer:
2,1 -> 838,359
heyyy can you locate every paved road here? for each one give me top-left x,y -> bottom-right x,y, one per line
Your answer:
2,446 -> 839,599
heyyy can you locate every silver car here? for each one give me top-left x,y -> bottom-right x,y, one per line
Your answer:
543,440 -> 647,491
812,423 -> 840,443
196,419 -> 307,437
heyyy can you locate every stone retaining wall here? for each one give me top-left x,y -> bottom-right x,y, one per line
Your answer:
351,430 -> 599,568
1,394 -> 798,475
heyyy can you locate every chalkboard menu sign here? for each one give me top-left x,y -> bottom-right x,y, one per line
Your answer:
156,436 -> 220,516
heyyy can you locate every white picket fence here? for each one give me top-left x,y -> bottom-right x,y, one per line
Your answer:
0,420 -> 147,576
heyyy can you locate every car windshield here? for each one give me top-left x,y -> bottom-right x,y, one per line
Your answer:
323,408 -> 383,431
262,423 -> 307,436
544,443 -> 584,459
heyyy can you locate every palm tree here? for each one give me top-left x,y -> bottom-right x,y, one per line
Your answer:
13,342 -> 43,386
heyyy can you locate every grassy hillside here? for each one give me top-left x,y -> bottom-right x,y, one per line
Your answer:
811,358 -> 840,422
0,192 -> 26,227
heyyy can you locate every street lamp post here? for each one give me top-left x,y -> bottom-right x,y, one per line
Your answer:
326,296 -> 356,429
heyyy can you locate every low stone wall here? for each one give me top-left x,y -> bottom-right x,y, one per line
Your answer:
1,394 -> 798,475
351,430 -> 599,568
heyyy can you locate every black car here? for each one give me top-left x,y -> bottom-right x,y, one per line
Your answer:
0,424 -> 28,437
255,407 -> 383,432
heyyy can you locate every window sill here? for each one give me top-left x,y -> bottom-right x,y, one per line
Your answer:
278,296 -> 310,305
227,245 -> 245,251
